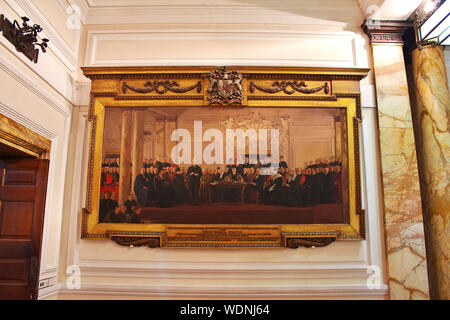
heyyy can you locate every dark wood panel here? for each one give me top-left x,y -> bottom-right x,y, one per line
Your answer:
0,202 -> 34,237
0,242 -> 32,257
0,187 -> 36,201
4,170 -> 37,186
0,258 -> 27,282
0,159 -> 49,300
0,286 -> 30,300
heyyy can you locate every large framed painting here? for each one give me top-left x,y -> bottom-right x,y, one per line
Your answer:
81,66 -> 369,249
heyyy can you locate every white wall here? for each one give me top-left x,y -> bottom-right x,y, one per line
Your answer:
0,0 -> 77,292
47,1 -> 387,299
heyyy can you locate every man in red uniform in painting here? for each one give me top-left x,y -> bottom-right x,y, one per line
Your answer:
100,166 -> 120,202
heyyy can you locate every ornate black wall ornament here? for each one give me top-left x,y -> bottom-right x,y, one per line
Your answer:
207,67 -> 243,105
250,81 -> 330,95
122,80 -> 202,95
0,15 -> 49,63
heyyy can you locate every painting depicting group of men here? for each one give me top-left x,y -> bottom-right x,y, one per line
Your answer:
99,155 -> 343,224
98,106 -> 348,224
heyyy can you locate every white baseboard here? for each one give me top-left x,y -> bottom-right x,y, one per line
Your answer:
50,283 -> 388,300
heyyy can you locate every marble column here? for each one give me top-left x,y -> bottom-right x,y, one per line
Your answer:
119,110 -> 132,205
131,109 -> 145,194
412,45 -> 450,300
363,21 -> 430,299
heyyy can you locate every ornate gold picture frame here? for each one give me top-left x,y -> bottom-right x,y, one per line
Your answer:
81,66 -> 369,249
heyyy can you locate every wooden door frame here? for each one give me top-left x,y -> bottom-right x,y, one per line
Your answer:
0,113 -> 51,299
0,114 -> 51,159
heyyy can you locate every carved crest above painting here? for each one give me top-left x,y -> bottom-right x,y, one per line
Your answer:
83,66 -> 366,108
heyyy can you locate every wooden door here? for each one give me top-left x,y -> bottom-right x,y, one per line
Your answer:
0,159 -> 49,300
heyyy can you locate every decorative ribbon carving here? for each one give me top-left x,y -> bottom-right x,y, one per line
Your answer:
250,81 -> 330,95
111,236 -> 160,248
286,237 -> 336,248
122,80 -> 202,95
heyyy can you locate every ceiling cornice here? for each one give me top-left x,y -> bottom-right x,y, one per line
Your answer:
362,20 -> 413,44
78,0 -> 364,26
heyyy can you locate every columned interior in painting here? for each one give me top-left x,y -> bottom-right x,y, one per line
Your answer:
103,107 -> 343,170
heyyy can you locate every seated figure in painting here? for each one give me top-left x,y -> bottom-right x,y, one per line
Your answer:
124,192 -> 137,213
134,168 -> 149,206
105,205 -> 127,223
124,206 -> 142,224
223,166 -> 245,202
224,166 -> 244,183
99,191 -> 117,223
262,167 -> 284,205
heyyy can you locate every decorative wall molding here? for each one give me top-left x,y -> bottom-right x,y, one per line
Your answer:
362,20 -> 413,45
5,0 -> 78,72
37,282 -> 60,300
250,81 -> 330,95
85,30 -> 365,68
122,80 -> 202,95
0,102 -> 55,140
80,0 -> 364,27
55,283 -> 388,299
0,51 -> 72,117
77,260 -> 374,279
63,0 -> 89,25
73,81 -> 92,106
64,111 -> 90,270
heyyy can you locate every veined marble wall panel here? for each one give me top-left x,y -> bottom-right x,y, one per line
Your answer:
445,47 -> 450,90
372,44 -> 429,299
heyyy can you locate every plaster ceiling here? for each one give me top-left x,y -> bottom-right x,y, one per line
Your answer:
68,0 -> 426,27
70,0 -> 367,26
358,0 -> 425,20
